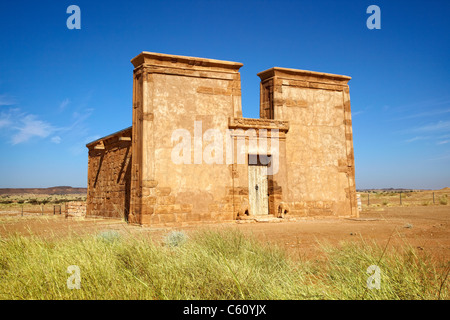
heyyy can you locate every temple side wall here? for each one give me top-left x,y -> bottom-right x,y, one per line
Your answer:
86,130 -> 132,219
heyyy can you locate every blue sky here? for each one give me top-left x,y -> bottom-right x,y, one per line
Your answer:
0,0 -> 449,189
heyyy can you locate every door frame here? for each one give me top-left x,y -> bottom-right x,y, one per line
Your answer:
247,154 -> 271,216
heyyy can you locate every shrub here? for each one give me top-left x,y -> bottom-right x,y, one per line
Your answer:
28,199 -> 39,205
163,230 -> 188,247
97,230 -> 121,243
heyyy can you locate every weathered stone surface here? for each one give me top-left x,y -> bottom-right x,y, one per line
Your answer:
86,127 -> 132,220
66,201 -> 86,218
86,52 -> 358,226
257,67 -> 357,218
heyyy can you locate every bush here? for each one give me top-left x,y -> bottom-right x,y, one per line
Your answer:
97,230 -> 121,243
54,199 -> 68,204
163,231 -> 188,248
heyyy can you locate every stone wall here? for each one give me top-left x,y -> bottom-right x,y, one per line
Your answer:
128,52 -> 243,225
257,67 -> 358,218
66,201 -> 86,218
86,127 -> 132,219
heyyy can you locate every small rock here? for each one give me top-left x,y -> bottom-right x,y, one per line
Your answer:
404,223 -> 413,229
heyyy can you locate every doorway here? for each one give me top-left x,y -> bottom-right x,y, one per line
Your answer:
248,155 -> 269,215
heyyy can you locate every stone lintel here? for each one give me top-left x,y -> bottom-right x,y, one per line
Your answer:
228,117 -> 289,132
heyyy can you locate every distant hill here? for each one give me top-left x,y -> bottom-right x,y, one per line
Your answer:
0,186 -> 87,195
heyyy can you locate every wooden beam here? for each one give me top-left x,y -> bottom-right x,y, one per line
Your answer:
119,137 -> 131,141
94,141 -> 105,150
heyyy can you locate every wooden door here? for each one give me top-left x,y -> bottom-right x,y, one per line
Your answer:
248,164 -> 269,215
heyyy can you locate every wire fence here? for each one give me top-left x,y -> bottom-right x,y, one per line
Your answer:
0,204 -> 67,217
358,190 -> 449,209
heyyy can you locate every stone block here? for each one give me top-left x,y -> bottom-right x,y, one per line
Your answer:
180,203 -> 193,213
156,187 -> 172,196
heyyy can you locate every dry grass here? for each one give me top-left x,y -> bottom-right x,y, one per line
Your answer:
0,229 -> 448,300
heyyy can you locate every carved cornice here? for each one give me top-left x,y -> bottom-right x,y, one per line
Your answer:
131,52 -> 243,73
228,117 -> 289,132
257,67 -> 351,85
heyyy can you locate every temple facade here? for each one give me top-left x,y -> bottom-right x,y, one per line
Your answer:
86,52 -> 358,225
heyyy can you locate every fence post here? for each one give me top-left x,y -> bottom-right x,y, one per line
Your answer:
400,192 -> 402,205
368,193 -> 370,205
21,205 -> 23,217
41,205 -> 44,215
433,192 -> 435,204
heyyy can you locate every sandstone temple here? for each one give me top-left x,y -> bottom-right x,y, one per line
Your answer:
86,52 -> 358,225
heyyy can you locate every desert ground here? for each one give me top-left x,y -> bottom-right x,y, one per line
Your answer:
1,188 -> 448,262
